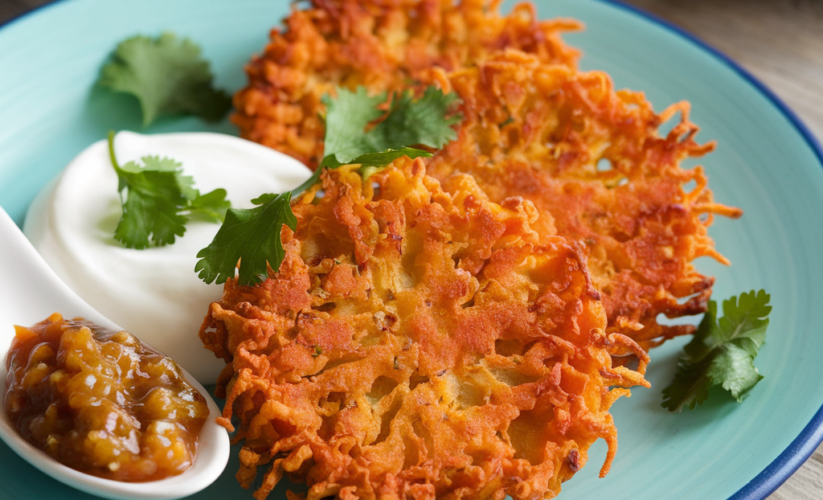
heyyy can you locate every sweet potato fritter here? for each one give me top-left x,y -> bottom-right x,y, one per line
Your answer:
232,0 -> 742,351
232,0 -> 581,168
422,51 -> 743,350
200,159 -> 649,500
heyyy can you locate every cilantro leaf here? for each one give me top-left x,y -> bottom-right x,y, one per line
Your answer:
354,148 -> 433,181
174,170 -> 200,202
190,189 -> 231,223
351,147 -> 434,168
195,193 -> 296,285
195,85 -> 462,286
662,289 -> 771,412
320,87 -> 386,166
375,86 -> 464,149
109,139 -> 188,248
119,155 -> 180,174
114,168 -> 187,248
320,86 -> 461,168
98,33 -> 231,126
108,132 -> 231,248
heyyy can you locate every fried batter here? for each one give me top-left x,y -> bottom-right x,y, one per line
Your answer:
200,158 -> 649,500
233,0 -> 581,168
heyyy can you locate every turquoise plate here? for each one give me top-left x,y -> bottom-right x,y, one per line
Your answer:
1,0 -> 822,498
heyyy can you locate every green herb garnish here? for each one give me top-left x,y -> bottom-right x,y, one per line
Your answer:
662,289 -> 771,412
98,33 -> 231,126
195,86 -> 461,286
108,131 -> 230,249
193,192 -> 295,285
320,86 -> 462,169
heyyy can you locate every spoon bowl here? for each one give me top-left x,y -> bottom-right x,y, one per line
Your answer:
0,207 -> 230,500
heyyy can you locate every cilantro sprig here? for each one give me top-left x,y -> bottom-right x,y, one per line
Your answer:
194,193 -> 296,286
108,131 -> 230,249
320,86 -> 461,169
98,33 -> 231,126
195,86 -> 461,286
662,289 -> 771,412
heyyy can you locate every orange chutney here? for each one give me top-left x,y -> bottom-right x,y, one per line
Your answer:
4,313 -> 208,481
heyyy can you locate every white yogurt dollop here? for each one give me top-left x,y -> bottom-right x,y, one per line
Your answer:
24,132 -> 312,384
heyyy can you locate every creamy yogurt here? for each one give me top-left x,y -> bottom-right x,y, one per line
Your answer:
24,132 -> 312,384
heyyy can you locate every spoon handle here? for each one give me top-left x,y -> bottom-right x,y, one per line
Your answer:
0,206 -> 118,333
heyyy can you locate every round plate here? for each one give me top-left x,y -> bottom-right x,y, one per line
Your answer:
1,0 -> 822,499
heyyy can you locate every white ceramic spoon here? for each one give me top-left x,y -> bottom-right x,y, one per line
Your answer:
0,207 -> 230,500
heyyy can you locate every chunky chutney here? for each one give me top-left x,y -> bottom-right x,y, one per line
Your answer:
4,313 -> 208,481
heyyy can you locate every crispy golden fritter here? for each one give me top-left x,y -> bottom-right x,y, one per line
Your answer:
233,0 -> 581,168
421,50 -> 743,350
232,0 -> 742,350
200,159 -> 649,500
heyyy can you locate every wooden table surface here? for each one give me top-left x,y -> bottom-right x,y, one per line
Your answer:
1,0 -> 822,498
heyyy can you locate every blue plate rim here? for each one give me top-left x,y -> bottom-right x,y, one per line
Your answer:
2,1 -> 822,499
